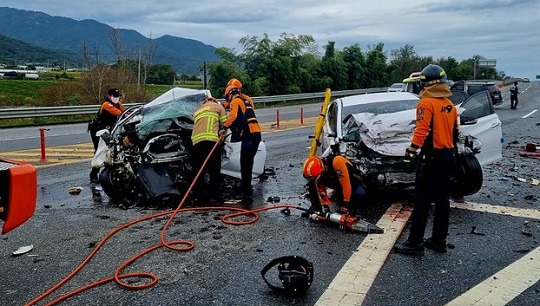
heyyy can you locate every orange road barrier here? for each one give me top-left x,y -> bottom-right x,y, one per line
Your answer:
39,127 -> 48,162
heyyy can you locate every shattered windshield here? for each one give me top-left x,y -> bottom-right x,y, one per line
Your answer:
135,92 -> 207,139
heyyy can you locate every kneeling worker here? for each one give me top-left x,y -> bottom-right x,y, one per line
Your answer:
302,154 -> 367,215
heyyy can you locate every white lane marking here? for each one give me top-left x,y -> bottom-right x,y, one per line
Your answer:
451,201 -> 540,220
521,109 -> 537,119
315,203 -> 412,306
314,201 -> 540,306
446,246 -> 540,306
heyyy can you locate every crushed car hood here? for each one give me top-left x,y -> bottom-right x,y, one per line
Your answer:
343,109 -> 416,156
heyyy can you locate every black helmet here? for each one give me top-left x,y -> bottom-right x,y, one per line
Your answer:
107,88 -> 121,97
261,256 -> 314,294
419,64 -> 447,86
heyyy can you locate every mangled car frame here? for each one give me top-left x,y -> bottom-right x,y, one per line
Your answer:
93,88 -> 266,205
319,91 -> 503,197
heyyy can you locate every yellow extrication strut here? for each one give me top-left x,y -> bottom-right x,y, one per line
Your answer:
308,88 -> 332,158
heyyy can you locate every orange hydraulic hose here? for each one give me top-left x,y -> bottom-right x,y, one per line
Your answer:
26,135 -> 304,305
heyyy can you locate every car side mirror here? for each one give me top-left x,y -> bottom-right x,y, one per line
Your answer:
96,129 -> 110,141
460,116 -> 477,126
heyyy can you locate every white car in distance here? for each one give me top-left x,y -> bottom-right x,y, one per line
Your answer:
387,82 -> 407,92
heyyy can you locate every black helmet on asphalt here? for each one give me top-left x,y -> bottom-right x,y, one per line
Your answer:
261,255 -> 314,294
419,64 -> 447,86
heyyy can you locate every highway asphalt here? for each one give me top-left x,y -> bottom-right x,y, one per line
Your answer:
1,82 -> 539,305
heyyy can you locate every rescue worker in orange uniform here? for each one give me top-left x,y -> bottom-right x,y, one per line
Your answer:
226,78 -> 253,104
222,80 -> 261,198
303,154 -> 367,215
394,64 -> 459,256
88,88 -> 125,182
191,96 -> 228,200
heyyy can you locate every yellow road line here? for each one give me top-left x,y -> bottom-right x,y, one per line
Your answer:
446,246 -> 540,306
1,143 -> 95,167
1,151 -> 93,157
41,148 -> 95,152
35,158 -> 92,169
315,203 -> 412,306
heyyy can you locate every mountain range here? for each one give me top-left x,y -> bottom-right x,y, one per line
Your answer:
0,7 -> 219,75
0,32 -> 78,65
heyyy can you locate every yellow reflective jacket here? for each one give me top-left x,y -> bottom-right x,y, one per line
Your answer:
191,100 -> 227,145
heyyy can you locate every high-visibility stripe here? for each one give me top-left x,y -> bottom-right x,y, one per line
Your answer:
194,112 -> 220,122
192,132 -> 219,143
209,116 -> 216,132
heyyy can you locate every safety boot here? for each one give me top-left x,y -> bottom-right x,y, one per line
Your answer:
89,167 -> 100,183
424,237 -> 448,253
394,241 -> 424,256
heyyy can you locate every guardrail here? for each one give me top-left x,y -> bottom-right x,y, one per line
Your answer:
0,87 -> 387,120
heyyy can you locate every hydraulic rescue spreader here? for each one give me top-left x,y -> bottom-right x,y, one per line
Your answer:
308,211 -> 384,234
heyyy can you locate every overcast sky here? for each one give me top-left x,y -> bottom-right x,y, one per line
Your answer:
3,0 -> 539,78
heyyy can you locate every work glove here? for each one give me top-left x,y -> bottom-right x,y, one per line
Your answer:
218,128 -> 227,143
403,147 -> 417,173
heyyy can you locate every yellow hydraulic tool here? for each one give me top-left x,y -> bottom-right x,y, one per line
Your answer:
308,88 -> 332,157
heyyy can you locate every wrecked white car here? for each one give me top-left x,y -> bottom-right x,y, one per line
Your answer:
321,91 -> 502,196
93,87 -> 266,205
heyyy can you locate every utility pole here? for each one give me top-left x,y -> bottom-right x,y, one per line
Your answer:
137,47 -> 141,91
203,61 -> 207,89
473,58 -> 477,80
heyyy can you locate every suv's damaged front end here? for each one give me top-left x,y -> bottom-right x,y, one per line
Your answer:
330,109 -> 483,196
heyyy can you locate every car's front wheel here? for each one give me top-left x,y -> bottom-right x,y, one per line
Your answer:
450,154 -> 483,196
99,165 -> 142,203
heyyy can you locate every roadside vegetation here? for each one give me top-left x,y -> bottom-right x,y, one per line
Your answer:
207,34 -> 503,98
1,32 -> 504,128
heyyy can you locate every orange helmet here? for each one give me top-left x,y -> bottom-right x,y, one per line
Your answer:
303,156 -> 325,179
224,85 -> 240,101
227,78 -> 243,88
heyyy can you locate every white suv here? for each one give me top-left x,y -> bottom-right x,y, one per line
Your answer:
320,91 -> 503,194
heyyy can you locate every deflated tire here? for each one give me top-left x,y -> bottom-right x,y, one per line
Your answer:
99,166 -> 124,200
451,154 -> 483,196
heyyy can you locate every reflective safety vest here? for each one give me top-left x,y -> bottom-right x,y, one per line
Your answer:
191,101 -> 227,145
224,95 -> 261,142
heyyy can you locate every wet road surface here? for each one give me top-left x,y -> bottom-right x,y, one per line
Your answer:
1,82 -> 540,305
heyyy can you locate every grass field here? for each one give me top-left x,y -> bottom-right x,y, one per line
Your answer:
0,79 -> 49,106
0,78 -> 206,127
0,79 -> 204,107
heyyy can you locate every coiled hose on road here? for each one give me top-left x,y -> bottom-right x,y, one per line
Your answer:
26,135 -> 305,306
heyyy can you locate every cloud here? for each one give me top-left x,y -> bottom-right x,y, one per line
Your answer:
425,0 -> 535,13
3,0 -> 539,77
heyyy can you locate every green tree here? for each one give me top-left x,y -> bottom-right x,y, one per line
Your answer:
237,33 -> 318,95
320,41 -> 348,90
207,47 -> 250,96
342,44 -> 366,89
146,64 -> 176,85
364,43 -> 388,88
297,53 -> 327,92
436,57 -> 459,80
